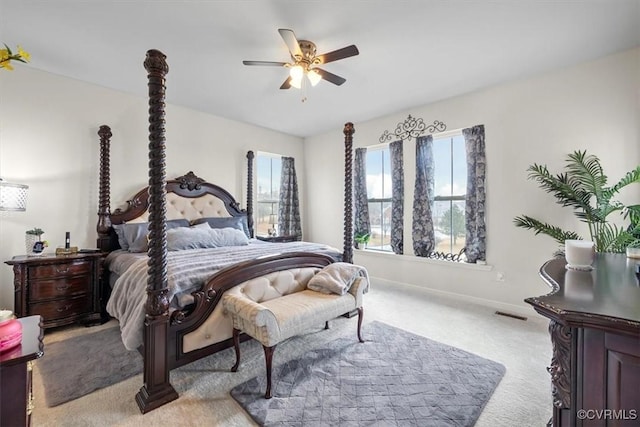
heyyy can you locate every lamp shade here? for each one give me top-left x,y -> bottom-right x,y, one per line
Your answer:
269,213 -> 278,225
0,180 -> 29,211
307,69 -> 322,86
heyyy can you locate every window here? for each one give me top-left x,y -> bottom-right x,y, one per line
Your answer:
432,132 -> 467,257
363,132 -> 468,257
256,152 -> 281,237
365,147 -> 392,251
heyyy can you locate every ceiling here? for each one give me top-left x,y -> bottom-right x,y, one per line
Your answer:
2,1 -> 639,138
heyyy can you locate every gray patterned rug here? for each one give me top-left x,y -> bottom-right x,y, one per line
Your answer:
38,326 -> 142,407
231,321 -> 505,427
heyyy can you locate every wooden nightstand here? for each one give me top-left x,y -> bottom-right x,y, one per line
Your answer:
256,234 -> 302,243
5,253 -> 104,329
1,315 -> 44,427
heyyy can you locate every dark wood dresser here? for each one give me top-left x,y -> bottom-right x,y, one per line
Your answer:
5,253 -> 104,329
526,253 -> 640,427
0,315 -> 44,427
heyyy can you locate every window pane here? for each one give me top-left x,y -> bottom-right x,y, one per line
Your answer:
433,135 -> 467,198
433,200 -> 466,255
368,201 -> 391,250
451,135 -> 466,197
256,154 -> 282,236
366,149 -> 391,199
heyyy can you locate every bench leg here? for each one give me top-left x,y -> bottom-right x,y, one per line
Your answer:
231,328 -> 241,372
357,307 -> 364,343
263,344 -> 276,399
324,321 -> 330,330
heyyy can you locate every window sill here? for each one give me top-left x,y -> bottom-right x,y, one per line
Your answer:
353,248 -> 493,271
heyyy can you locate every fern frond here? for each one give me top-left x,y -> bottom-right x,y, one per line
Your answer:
513,215 -> 581,245
565,151 -> 607,198
602,166 -> 640,201
593,223 -> 634,253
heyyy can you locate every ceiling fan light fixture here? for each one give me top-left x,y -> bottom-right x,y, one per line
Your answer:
290,75 -> 303,89
289,65 -> 304,80
307,69 -> 322,86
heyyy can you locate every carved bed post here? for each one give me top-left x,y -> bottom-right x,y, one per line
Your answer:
246,150 -> 255,238
135,49 -> 178,414
343,123 -> 355,264
96,125 -> 112,250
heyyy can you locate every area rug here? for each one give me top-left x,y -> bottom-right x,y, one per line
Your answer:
38,326 -> 142,407
231,321 -> 506,426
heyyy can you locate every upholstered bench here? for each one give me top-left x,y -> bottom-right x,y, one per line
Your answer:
222,262 -> 369,398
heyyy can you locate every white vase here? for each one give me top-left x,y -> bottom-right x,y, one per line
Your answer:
25,234 -> 39,256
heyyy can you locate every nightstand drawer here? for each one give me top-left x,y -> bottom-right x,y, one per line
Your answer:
29,260 -> 91,279
29,275 -> 91,301
30,296 -> 90,321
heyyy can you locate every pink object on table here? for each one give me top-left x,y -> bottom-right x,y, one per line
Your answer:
0,318 -> 22,353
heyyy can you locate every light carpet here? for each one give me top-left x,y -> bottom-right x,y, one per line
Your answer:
231,321 -> 506,426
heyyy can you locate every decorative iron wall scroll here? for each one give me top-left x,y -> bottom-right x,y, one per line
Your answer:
379,115 -> 447,143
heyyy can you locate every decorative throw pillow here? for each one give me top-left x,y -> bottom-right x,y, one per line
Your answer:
166,227 -> 249,251
126,218 -> 191,252
191,216 -> 250,238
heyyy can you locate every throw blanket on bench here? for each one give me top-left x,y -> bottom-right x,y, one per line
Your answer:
307,262 -> 369,296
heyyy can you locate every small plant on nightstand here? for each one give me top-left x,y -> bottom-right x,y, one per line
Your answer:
25,227 -> 48,255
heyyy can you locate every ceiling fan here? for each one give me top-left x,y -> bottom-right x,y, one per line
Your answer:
243,28 -> 359,90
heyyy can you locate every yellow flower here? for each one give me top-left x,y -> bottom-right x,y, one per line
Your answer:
0,43 -> 30,71
0,60 -> 14,71
17,46 -> 30,62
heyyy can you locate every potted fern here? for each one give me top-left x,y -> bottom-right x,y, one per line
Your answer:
514,150 -> 640,253
354,232 -> 371,249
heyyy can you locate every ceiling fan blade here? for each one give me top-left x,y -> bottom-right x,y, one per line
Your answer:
278,28 -> 303,58
243,60 -> 288,67
280,77 -> 292,90
315,68 -> 346,86
317,45 -> 359,65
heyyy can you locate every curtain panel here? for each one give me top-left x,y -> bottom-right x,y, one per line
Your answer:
353,148 -> 371,243
462,125 -> 487,263
278,157 -> 302,237
389,140 -> 404,254
412,135 -> 436,256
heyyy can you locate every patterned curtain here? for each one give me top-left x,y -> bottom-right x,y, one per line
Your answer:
462,125 -> 487,263
389,140 -> 404,254
278,157 -> 302,237
353,148 -> 370,244
412,135 -> 436,256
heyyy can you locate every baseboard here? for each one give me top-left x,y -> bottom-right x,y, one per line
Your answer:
371,277 -> 548,325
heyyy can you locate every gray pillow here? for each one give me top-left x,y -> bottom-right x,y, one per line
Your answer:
126,219 -> 191,252
167,227 -> 249,251
191,216 -> 250,238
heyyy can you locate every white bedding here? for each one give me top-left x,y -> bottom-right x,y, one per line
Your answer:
105,239 -> 341,350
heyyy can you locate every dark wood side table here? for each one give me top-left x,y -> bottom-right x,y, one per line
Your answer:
5,253 -> 105,329
526,254 -> 640,427
256,234 -> 302,243
0,315 -> 44,427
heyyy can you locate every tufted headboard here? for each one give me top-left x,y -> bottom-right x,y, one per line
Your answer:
98,171 -> 249,252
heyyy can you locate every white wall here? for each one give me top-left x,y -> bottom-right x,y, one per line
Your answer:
2,48 -> 638,315
304,47 -> 640,317
0,67 -> 304,310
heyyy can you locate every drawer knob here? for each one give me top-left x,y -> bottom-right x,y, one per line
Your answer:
56,284 -> 71,291
55,266 -> 70,274
57,304 -> 72,312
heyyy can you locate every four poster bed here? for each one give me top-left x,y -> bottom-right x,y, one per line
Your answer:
95,49 -> 356,413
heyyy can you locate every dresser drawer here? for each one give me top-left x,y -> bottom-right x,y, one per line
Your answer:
29,296 -> 91,321
28,260 -> 91,280
29,275 -> 91,301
